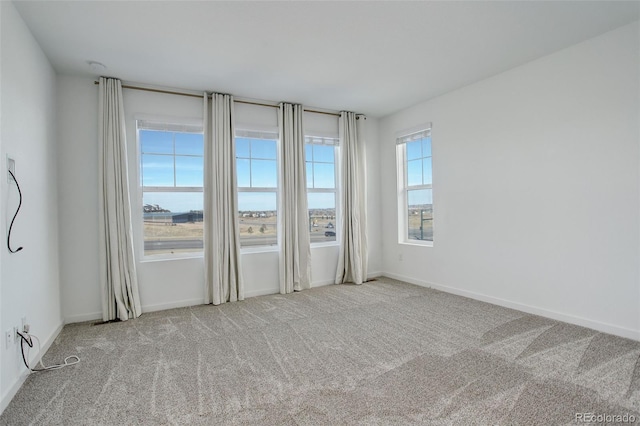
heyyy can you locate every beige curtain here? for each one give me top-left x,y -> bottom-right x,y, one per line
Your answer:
335,112 -> 368,284
204,93 -> 244,305
278,103 -> 311,293
98,77 -> 142,321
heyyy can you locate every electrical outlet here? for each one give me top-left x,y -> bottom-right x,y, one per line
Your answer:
7,156 -> 15,183
398,253 -> 403,261
5,329 -> 12,349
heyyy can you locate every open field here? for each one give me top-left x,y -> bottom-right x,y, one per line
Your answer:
238,216 -> 277,244
143,207 -> 426,255
144,222 -> 203,239
144,211 -> 337,255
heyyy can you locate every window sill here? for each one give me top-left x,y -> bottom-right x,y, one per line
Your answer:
241,245 -> 279,255
311,241 -> 339,249
399,240 -> 434,248
140,253 -> 204,263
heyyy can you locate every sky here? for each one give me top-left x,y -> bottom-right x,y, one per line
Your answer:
406,137 -> 433,206
141,131 -> 338,212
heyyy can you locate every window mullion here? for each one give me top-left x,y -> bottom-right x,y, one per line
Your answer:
173,132 -> 177,187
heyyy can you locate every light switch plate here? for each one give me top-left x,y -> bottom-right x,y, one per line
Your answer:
5,330 -> 12,349
7,156 -> 15,183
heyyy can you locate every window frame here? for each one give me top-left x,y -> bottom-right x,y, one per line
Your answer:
136,118 -> 205,260
305,135 -> 340,247
396,125 -> 433,247
235,128 -> 280,252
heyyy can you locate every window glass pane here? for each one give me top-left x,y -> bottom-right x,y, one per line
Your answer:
251,159 -> 277,188
250,139 -> 277,160
236,138 -> 251,158
407,189 -> 433,242
306,162 -> 313,188
407,159 -> 422,187
238,191 -> 277,211
422,137 -> 432,157
143,192 -> 203,214
140,130 -> 173,154
175,156 -> 203,187
305,144 -> 313,162
423,157 -> 433,185
236,159 -> 250,187
142,154 -> 174,186
407,188 -> 433,206
174,133 -> 203,156
143,191 -> 203,256
313,145 -> 334,163
238,192 -> 278,247
406,140 -> 422,161
313,163 -> 335,188
308,192 -> 336,243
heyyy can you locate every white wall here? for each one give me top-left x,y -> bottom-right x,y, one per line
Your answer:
0,1 -> 61,411
57,78 -> 382,321
56,76 -> 101,322
379,22 -> 640,339
364,117 -> 382,276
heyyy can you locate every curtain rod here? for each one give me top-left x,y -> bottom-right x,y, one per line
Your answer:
93,80 -> 341,117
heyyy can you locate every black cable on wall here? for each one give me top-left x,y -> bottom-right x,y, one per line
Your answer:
7,169 -> 24,253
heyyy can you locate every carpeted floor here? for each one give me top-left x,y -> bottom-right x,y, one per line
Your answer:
1,277 -> 639,425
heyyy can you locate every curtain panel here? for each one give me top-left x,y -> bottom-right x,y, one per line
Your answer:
204,93 -> 244,305
278,103 -> 311,293
336,112 -> 368,284
98,77 -> 142,321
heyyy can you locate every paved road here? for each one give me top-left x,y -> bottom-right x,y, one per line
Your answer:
145,234 -> 337,252
145,239 -> 203,251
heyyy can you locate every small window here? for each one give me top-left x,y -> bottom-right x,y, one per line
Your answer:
138,120 -> 204,257
236,129 -> 279,248
397,126 -> 433,245
305,136 -> 339,244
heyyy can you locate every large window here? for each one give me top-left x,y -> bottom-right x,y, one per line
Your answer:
305,136 -> 339,244
138,120 -> 204,257
397,126 -> 433,244
236,130 -> 279,248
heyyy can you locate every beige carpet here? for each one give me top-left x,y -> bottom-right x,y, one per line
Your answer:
1,277 -> 639,425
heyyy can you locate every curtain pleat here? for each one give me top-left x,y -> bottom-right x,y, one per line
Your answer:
204,93 -> 244,305
278,103 -> 311,293
336,112 -> 368,284
98,77 -> 142,321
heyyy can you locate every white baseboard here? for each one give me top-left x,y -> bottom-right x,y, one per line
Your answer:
65,298 -> 207,323
66,300 -> 207,324
313,279 -> 335,288
367,271 -> 383,280
64,311 -> 102,324
64,272 -> 385,324
244,279 -> 339,298
383,271 -> 640,341
65,283 -> 345,320
244,287 -> 279,298
0,321 -> 64,415
142,298 -> 204,313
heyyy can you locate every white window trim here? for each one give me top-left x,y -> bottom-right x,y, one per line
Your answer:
306,135 -> 340,247
396,125 -> 434,247
236,128 -> 280,252
136,118 -> 205,260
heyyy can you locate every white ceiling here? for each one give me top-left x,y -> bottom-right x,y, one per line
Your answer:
13,1 -> 640,117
